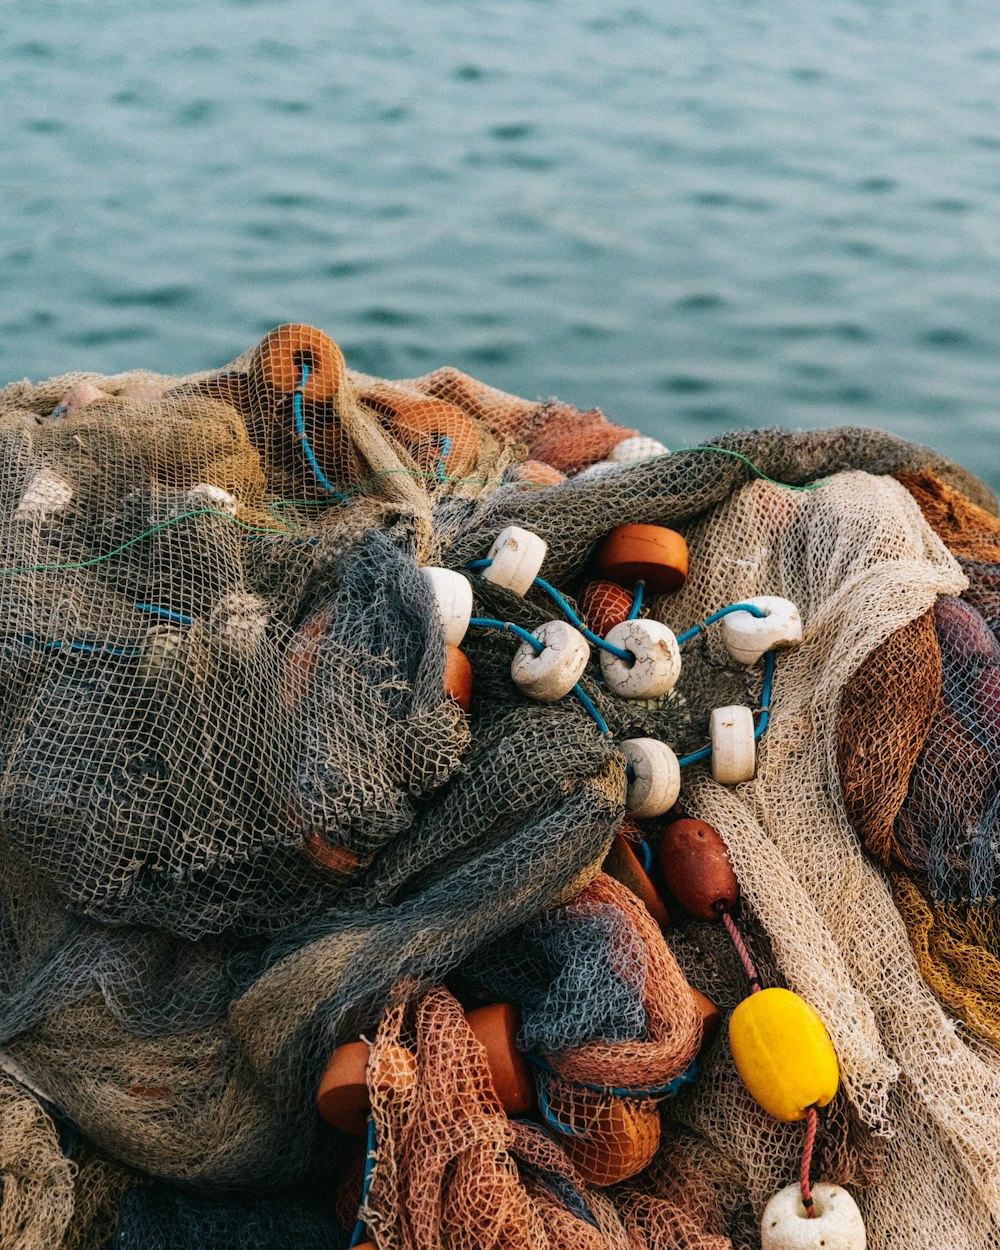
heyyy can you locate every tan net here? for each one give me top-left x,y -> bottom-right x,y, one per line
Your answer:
0,324 -> 998,1246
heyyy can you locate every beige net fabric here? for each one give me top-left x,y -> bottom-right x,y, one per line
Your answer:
0,324 -> 998,1246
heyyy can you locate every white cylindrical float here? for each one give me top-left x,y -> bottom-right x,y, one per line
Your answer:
721,596 -> 802,667
511,620 -> 590,702
710,705 -> 756,784
422,567 -> 473,647
620,737 -> 681,819
480,526 -> 547,597
600,619 -> 682,699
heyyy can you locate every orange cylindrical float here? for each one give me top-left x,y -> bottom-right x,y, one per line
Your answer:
359,385 -> 480,478
544,1079 -> 661,1187
659,817 -> 739,920
594,523 -> 688,593
602,829 -> 670,929
249,323 -> 346,402
466,1002 -> 535,1116
301,832 -> 362,876
319,1003 -> 532,1133
444,643 -> 473,712
689,984 -> 722,1053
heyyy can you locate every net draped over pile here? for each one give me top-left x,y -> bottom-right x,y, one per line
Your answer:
0,325 -> 996,1248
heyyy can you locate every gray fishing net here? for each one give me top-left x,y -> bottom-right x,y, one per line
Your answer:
0,323 -> 996,1248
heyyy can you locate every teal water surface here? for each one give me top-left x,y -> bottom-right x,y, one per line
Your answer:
3,0 -> 1000,492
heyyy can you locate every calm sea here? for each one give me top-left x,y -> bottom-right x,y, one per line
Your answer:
3,0 -> 1000,493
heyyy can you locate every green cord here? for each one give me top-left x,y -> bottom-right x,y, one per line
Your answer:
673,444 -> 828,492
0,508 -> 293,579
0,443 -> 823,580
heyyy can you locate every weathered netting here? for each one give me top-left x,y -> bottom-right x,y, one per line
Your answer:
0,324 -> 998,1246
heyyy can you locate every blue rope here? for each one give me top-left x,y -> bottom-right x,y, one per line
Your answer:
627,580 -> 645,619
532,577 -> 633,663
638,838 -> 652,873
569,681 -> 612,737
755,649 -> 776,741
535,1071 -> 587,1137
468,616 -> 544,652
678,645 -> 778,767
436,434 -> 452,480
18,633 -> 141,658
468,617 -> 613,736
133,601 -> 194,626
349,1114 -> 378,1248
675,601 -> 767,646
527,1053 -> 698,1103
293,363 -> 351,504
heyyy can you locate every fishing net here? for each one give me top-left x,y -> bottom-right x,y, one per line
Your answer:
0,323 -> 998,1247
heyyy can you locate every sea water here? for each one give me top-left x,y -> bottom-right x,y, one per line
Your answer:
3,0 -> 1000,492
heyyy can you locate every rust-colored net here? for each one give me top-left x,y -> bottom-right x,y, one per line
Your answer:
1,324 -> 1000,1247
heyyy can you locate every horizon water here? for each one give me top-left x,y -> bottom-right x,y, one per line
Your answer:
3,0 -> 1000,494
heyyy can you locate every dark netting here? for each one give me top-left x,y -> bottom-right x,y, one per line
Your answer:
0,326 -> 998,1248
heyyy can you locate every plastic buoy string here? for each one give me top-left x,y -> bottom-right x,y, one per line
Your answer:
800,1105 -> 818,1218
721,910 -> 762,993
293,362 -> 351,504
468,617 -> 612,736
678,648 -> 776,768
675,601 -> 767,647
133,602 -> 195,626
627,580 -> 644,619
530,576 -> 635,661
530,1058 -> 697,1137
350,1114 -> 378,1248
435,434 -> 452,480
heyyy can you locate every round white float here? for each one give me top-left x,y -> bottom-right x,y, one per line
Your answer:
721,596 -> 803,667
422,567 -> 473,646
511,620 -> 590,702
620,737 -> 681,818
600,619 -> 682,699
186,483 -> 239,517
16,470 -> 74,520
480,526 -> 547,597
608,436 -> 669,464
761,1183 -> 866,1250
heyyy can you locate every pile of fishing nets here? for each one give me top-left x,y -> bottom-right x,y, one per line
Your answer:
0,322 -> 997,1249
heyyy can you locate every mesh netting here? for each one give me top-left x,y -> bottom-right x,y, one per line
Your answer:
0,324 -> 999,1247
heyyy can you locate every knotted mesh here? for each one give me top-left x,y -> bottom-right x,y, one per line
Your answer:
0,324 -> 997,1247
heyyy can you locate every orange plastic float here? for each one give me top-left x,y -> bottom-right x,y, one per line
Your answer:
507,459 -> 566,486
602,830 -> 670,929
689,984 -> 722,1052
594,523 -> 688,593
659,817 -> 739,920
317,1041 -> 373,1135
579,579 -> 635,638
281,608 -> 334,712
547,1085 -> 661,1186
301,832 -> 362,876
444,643 -> 473,712
319,1003 -> 532,1133
358,385 -> 480,478
466,1002 -> 535,1116
249,323 -> 347,403
318,1040 -> 418,1135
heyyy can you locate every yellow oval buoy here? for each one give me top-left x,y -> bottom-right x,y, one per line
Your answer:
728,988 -> 839,1122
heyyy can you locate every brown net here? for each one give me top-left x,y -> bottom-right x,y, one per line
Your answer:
1,324 -> 999,1247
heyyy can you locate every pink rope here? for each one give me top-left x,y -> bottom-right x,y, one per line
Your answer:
799,1104 -> 818,1218
721,910 -> 761,992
